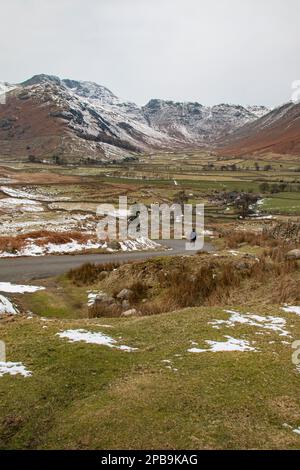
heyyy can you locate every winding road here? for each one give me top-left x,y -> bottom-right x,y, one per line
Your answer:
0,240 -> 214,283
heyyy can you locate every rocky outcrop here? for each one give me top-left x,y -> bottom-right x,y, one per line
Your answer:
267,222 -> 300,242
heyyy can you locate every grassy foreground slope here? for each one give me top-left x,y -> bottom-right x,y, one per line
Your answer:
1,305 -> 300,450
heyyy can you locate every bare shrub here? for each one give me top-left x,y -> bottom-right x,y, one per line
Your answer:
225,231 -> 271,249
274,277 -> 300,304
88,302 -> 122,318
68,262 -> 120,285
140,254 -> 299,314
127,282 -> 148,304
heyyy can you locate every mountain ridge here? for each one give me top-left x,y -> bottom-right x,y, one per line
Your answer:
0,74 -> 272,163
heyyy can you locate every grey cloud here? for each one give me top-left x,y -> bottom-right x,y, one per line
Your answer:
0,0 -> 299,106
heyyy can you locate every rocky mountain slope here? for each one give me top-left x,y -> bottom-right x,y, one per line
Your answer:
142,99 -> 269,144
0,74 -> 269,163
218,101 -> 300,157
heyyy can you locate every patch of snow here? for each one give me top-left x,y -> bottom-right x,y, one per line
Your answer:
0,197 -> 43,213
0,213 -> 94,237
254,215 -> 274,220
0,186 -> 58,201
46,240 -> 100,254
209,310 -> 290,337
282,305 -> 300,316
188,336 -> 256,353
0,282 -> 45,294
95,324 -> 113,328
0,295 -> 18,315
162,359 -> 178,371
203,230 -> 214,236
228,250 -> 240,256
57,329 -> 137,352
0,236 -> 161,258
256,199 -> 265,206
120,237 -> 161,251
0,362 -> 31,377
0,239 -> 101,258
107,208 -> 132,219
283,423 -> 300,436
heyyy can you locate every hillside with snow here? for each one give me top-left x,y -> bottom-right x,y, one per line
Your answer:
0,74 -> 270,163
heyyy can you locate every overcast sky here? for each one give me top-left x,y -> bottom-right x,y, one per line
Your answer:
1,0 -> 299,106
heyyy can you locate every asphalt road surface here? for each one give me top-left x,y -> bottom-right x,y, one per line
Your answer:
0,239 -> 214,283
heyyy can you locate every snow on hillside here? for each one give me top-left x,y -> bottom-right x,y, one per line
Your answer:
57,329 -> 138,352
245,105 -> 270,119
0,294 -> 18,315
142,99 -> 270,143
0,362 -> 32,377
0,74 -> 271,159
0,236 -> 162,258
24,76 -> 175,157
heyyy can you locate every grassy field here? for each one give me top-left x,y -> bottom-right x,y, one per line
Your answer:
261,193 -> 300,214
1,151 -> 300,232
1,304 -> 300,450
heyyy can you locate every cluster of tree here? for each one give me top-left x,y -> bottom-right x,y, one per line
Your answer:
220,164 -> 238,171
173,190 -> 189,209
233,193 -> 259,219
257,163 -> 273,171
259,182 -> 300,193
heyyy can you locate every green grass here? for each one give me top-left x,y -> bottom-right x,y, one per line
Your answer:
18,278 -> 88,319
261,192 -> 300,214
1,305 -> 300,449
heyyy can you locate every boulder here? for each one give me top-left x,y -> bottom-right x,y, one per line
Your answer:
117,288 -> 133,301
121,309 -> 138,318
122,300 -> 130,309
286,249 -> 300,260
94,292 -> 115,305
236,261 -> 250,270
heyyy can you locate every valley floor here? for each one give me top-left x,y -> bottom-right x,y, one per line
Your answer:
0,154 -> 299,449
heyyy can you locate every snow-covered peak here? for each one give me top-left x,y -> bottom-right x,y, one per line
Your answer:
0,73 -> 275,163
62,79 -> 119,105
245,105 -> 270,119
142,99 -> 265,142
21,74 -> 62,87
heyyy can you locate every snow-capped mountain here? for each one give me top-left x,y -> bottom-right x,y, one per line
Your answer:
218,101 -> 300,156
245,105 -> 270,119
143,100 -> 269,143
0,74 -> 270,163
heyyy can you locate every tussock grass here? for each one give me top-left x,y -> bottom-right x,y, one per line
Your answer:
225,231 -> 277,249
68,262 -> 121,285
88,302 -> 122,318
127,281 -> 149,304
106,247 -> 298,316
